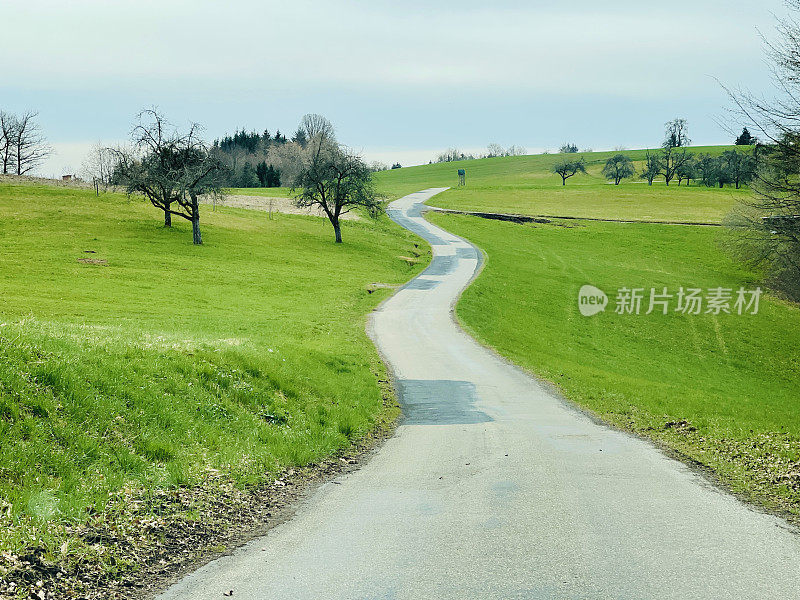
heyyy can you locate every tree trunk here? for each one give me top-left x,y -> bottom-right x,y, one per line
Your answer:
561,177 -> 566,186
333,219 -> 342,243
164,210 -> 172,227
192,217 -> 202,245
190,193 -> 202,245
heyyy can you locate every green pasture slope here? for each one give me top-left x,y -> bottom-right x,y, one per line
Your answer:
0,179 -> 428,555
375,146 -> 750,223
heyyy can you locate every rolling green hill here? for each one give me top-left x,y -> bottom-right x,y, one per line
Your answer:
376,146 -> 749,223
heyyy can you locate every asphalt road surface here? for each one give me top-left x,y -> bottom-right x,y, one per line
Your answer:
158,188 -> 800,600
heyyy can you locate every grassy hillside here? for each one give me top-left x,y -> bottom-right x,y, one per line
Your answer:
0,180 -> 428,563
429,212 -> 800,519
376,146 -> 749,223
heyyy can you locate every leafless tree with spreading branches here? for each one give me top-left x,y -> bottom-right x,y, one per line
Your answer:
722,0 -> 800,298
113,109 -> 224,245
291,117 -> 382,243
0,111 -> 51,175
0,112 -> 16,174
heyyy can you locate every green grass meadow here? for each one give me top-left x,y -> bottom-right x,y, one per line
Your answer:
0,179 -> 428,554
376,146 -> 749,223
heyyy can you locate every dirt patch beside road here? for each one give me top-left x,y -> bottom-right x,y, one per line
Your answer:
203,194 -> 361,220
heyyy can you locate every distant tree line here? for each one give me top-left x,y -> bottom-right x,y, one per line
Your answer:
552,120 -> 757,188
435,143 -> 526,163
0,110 -> 51,175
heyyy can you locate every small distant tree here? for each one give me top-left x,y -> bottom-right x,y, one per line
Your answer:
660,120 -> 692,186
486,143 -> 504,158
9,111 -> 51,175
559,143 -> 579,153
113,109 -> 224,245
664,118 -> 690,148
640,150 -> 661,185
0,112 -> 17,174
721,149 -> 756,189
716,158 -> 733,188
735,127 -> 755,145
368,161 -> 388,172
602,153 -> 635,185
391,162 -> 402,169
552,157 -> 586,185
292,135 -> 383,243
82,143 -> 120,194
300,114 -> 335,145
676,155 -> 697,186
694,154 -> 718,187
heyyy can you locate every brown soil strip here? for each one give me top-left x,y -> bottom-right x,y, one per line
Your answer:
427,206 -> 722,227
202,195 -> 361,221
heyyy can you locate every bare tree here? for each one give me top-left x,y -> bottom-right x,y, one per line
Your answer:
81,143 -> 120,194
722,0 -> 800,298
486,143 -> 505,158
660,145 -> 692,186
602,153 -> 635,185
300,114 -> 336,147
113,109 -> 223,244
659,120 -> 692,186
485,143 -> 527,158
721,149 -> 756,189
552,158 -> 586,185
10,112 -> 51,175
676,155 -> 697,186
695,154 -> 719,187
640,150 -> 661,185
292,140 -> 383,243
0,112 -> 17,174
664,118 -> 690,148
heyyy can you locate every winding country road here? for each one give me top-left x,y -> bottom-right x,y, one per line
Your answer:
159,188 -> 800,599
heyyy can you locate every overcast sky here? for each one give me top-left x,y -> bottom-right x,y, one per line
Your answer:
0,0 -> 789,175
